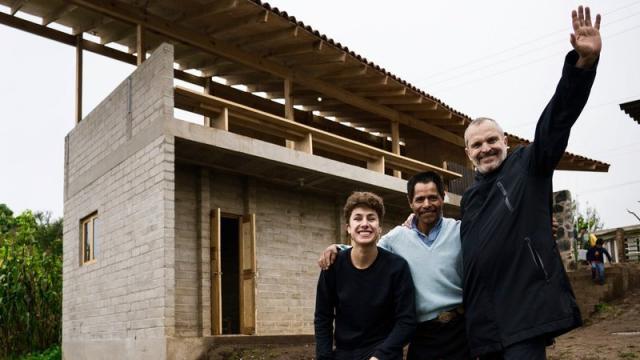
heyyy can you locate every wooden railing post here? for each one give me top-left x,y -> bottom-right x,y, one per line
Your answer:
367,156 -> 385,173
391,121 -> 401,178
212,107 -> 228,130
284,78 -> 296,149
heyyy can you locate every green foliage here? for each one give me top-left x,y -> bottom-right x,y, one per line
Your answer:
594,302 -> 611,313
573,200 -> 604,233
0,204 -> 62,359
13,345 -> 61,360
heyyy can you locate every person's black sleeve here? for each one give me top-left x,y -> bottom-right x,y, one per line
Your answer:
315,267 -> 336,360
373,259 -> 417,359
529,50 -> 598,176
586,247 -> 595,262
603,248 -> 612,262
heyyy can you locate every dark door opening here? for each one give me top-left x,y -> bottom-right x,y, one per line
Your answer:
220,216 -> 240,334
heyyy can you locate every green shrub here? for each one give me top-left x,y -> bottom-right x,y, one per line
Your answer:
0,204 -> 62,358
14,345 -> 61,360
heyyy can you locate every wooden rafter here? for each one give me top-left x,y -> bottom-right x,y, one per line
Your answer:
41,4 -> 77,26
62,0 -> 465,146
321,65 -> 369,80
263,40 -> 323,58
411,110 -> 453,120
234,25 -> 299,47
337,75 -> 389,88
223,73 -> 274,86
71,16 -> 111,35
10,0 -> 28,16
100,23 -> 133,44
285,51 -> 346,66
207,10 -> 269,36
355,88 -> 407,98
391,103 -> 438,112
377,96 -> 423,105
175,0 -> 239,23
199,59 -> 235,77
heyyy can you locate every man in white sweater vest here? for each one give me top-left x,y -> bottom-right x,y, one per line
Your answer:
318,171 -> 469,359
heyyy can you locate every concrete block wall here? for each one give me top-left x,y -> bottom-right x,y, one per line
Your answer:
63,43 -> 175,359
253,182 -> 337,334
174,163 -> 412,337
174,164 -> 203,337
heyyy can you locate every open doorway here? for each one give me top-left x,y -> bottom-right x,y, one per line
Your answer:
220,216 -> 240,334
211,210 -> 256,335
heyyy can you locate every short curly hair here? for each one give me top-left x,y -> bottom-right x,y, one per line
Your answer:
343,191 -> 385,223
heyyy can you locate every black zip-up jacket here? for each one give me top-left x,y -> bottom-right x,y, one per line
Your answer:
460,50 -> 598,357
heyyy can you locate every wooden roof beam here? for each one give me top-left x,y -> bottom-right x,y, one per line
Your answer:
392,103 -> 438,112
66,0 -> 464,146
234,25 -> 299,47
263,40 -> 323,59
10,0 -> 28,16
179,54 -> 219,71
318,109 -> 368,117
315,64 -> 368,79
207,10 -> 269,36
378,96 -> 424,105
175,0 -> 239,23
71,16 -> 111,35
337,75 -> 389,88
199,59 -> 237,77
422,117 -> 466,127
41,4 -> 77,26
411,110 -> 453,120
222,73 -> 275,86
335,116 -> 383,123
245,83 -> 285,93
100,24 -> 134,45
302,103 -> 357,112
355,88 -> 407,98
285,51 -> 347,66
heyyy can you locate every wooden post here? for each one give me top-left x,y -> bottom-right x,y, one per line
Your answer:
204,78 -> 212,127
75,35 -> 83,124
136,24 -> 145,65
294,133 -> 313,154
391,121 -> 401,178
284,78 -> 295,149
367,156 -> 385,173
212,107 -> 229,131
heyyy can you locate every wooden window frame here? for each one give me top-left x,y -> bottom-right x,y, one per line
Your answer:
80,211 -> 98,266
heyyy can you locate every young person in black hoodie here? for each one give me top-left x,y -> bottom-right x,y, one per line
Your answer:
315,192 -> 416,360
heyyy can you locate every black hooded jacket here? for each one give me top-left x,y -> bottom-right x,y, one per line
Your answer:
460,50 -> 598,356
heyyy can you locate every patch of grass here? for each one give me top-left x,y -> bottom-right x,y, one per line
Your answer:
619,351 -> 639,359
595,302 -> 612,313
14,345 -> 61,360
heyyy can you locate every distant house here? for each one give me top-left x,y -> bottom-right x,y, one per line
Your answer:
595,224 -> 640,263
1,1 -> 609,359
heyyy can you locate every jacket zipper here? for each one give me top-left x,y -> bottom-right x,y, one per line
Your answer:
496,181 -> 514,212
525,237 -> 550,282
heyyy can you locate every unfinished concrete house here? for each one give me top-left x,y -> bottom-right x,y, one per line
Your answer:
0,0 -> 610,358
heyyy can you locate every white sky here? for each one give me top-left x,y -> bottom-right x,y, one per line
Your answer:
1,1 -> 639,228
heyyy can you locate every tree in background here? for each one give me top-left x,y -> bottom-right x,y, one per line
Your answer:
627,201 -> 640,223
0,204 -> 62,358
574,200 -> 604,235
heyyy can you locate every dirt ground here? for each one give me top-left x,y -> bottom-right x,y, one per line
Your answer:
547,287 -> 640,360
207,288 -> 640,360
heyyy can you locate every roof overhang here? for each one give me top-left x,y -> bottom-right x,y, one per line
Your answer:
620,99 -> 640,125
0,0 -> 609,172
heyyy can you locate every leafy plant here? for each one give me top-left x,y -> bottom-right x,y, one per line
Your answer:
0,204 -> 62,358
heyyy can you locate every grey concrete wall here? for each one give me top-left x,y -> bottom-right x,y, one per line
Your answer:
173,163 -> 412,338
62,43 -> 175,359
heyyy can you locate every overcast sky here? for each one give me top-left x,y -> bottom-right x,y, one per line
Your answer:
1,1 -> 639,228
